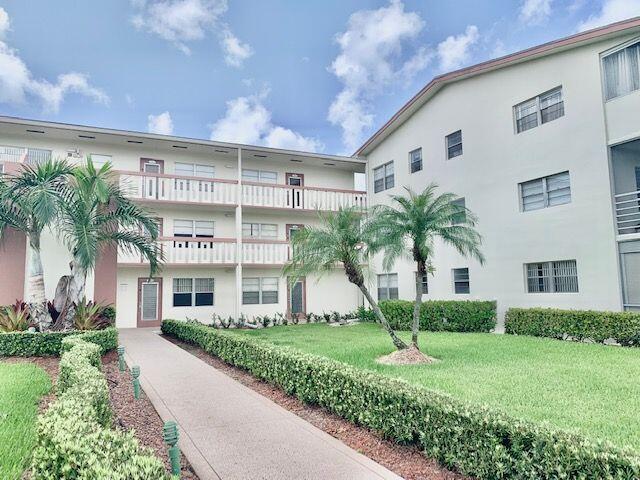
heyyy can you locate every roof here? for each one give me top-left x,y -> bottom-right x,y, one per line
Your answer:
354,16 -> 640,157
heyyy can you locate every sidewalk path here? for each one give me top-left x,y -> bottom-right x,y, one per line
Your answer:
119,328 -> 403,480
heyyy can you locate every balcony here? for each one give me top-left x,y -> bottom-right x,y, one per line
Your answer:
118,171 -> 367,211
615,190 -> 640,235
118,238 -> 290,266
612,139 -> 640,237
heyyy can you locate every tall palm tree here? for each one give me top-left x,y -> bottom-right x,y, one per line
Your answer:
283,207 -> 407,350
0,160 -> 73,329
55,158 -> 162,321
370,184 -> 485,350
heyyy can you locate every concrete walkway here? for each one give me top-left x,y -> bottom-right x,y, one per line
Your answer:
119,328 -> 402,480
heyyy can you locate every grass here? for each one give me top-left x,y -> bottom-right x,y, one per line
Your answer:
0,362 -> 51,479
232,323 -> 640,451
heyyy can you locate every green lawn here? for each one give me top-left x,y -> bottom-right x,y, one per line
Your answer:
232,323 -> 640,451
0,362 -> 51,480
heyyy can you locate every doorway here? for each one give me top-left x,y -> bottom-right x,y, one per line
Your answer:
286,173 -> 304,208
137,277 -> 163,327
140,158 -> 164,199
287,276 -> 306,319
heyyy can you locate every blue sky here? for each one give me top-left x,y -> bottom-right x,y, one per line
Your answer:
1,0 -> 639,155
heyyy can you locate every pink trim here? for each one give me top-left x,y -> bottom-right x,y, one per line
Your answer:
159,236 -> 237,243
242,180 -> 365,194
0,228 -> 26,304
133,198 -> 238,208
115,169 -> 238,184
355,16 -> 640,156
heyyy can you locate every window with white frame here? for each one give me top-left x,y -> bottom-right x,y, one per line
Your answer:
453,268 -> 470,294
89,154 -> 111,167
446,130 -> 463,159
173,220 -> 214,237
514,87 -> 564,133
25,148 -> 52,165
520,171 -> 571,212
373,162 -> 394,193
172,278 -> 215,306
242,277 -> 279,304
242,169 -> 277,183
409,148 -> 422,173
451,197 -> 466,225
526,260 -> 578,293
175,162 -> 215,178
602,41 -> 640,101
242,223 -> 278,239
377,273 -> 398,301
416,272 -> 428,294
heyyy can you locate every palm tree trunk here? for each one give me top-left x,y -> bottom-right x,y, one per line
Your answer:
358,284 -> 407,350
26,234 -> 51,330
413,260 -> 426,349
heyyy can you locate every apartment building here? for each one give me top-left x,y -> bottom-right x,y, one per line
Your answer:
0,118 -> 366,327
357,18 -> 640,324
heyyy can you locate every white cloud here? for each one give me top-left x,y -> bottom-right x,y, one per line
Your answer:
125,93 -> 135,106
148,111 -> 174,135
210,92 -> 323,152
437,25 -> 480,72
0,9 -> 108,113
221,29 -> 253,67
327,0 -> 431,152
131,0 -> 253,66
0,7 -> 10,38
577,0 -> 640,32
519,0 -> 553,25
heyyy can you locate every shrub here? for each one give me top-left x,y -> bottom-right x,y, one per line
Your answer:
73,298 -> 112,331
361,300 -> 496,332
0,327 -> 118,356
162,319 -> 640,480
505,308 -> 640,346
31,336 -> 167,479
0,301 -> 31,332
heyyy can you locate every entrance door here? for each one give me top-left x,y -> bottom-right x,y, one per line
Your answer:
286,224 -> 305,260
140,158 -> 164,199
286,173 -> 304,208
288,276 -> 306,319
137,278 -> 163,327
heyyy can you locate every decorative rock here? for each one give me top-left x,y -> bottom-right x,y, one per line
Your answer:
603,337 -> 621,346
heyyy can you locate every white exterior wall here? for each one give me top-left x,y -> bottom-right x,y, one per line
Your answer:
365,36 -> 640,323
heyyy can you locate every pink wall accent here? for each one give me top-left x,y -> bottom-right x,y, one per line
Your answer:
94,245 -> 117,306
0,228 -> 27,305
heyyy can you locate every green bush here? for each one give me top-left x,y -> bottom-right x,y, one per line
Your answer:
162,319 -> 640,480
0,327 -> 118,356
31,336 -> 166,479
360,300 -> 496,332
505,308 -> 640,346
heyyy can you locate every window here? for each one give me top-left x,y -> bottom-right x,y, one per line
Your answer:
242,223 -> 278,239
520,171 -> 571,212
90,154 -> 111,167
450,197 -> 466,225
377,273 -> 398,301
416,272 -> 428,294
514,87 -> 564,133
242,277 -> 279,304
175,162 -> 215,178
173,220 -> 214,238
172,278 -> 214,306
25,148 -> 52,165
242,169 -> 277,183
409,148 -> 422,173
446,130 -> 463,159
453,268 -> 470,294
526,260 -> 578,293
373,162 -> 394,193
603,41 -> 640,101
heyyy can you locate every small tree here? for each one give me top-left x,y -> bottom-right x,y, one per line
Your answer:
370,184 -> 485,350
0,160 -> 72,329
283,207 -> 407,350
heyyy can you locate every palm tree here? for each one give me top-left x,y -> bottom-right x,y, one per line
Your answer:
0,160 -> 73,329
370,184 -> 485,350
54,158 -> 162,324
283,206 -> 408,350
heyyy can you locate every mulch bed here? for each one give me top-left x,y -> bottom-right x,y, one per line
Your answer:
165,336 -> 468,480
103,350 -> 199,480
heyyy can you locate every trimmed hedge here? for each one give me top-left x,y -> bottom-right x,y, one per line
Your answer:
360,300 -> 496,332
162,319 -> 640,480
0,327 -> 118,356
31,335 -> 167,479
505,308 -> 640,346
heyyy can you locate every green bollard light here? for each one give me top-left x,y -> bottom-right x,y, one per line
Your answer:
163,421 -> 181,478
131,365 -> 141,399
117,346 -> 125,372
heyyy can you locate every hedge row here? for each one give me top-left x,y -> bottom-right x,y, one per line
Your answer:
162,320 -> 639,480
31,335 -> 167,479
360,300 -> 497,332
0,327 -> 118,356
505,308 -> 640,346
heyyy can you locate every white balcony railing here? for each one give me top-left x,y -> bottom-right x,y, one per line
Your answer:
242,182 -> 367,211
615,190 -> 640,235
118,238 -> 290,266
118,172 -> 238,205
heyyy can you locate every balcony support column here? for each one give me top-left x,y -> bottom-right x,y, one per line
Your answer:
235,147 -> 243,320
